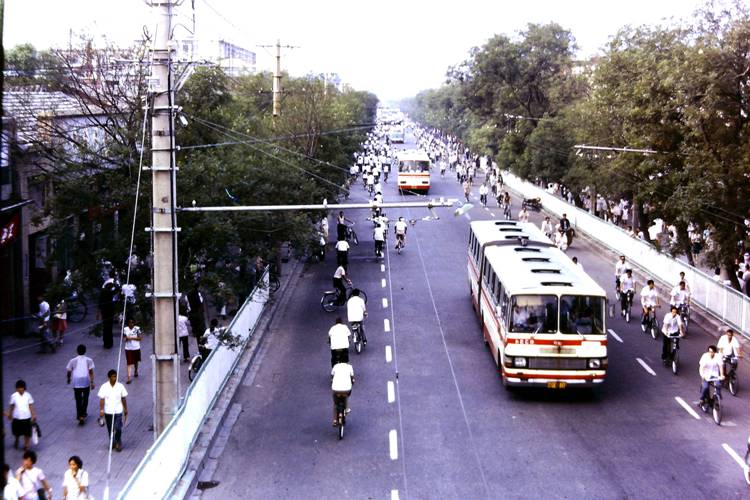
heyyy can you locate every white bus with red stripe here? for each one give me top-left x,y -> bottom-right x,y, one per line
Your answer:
468,220 -> 608,389
396,150 -> 431,194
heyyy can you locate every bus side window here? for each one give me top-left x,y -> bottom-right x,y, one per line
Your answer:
495,280 -> 503,305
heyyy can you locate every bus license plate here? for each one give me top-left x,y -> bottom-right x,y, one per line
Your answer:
547,382 -> 566,389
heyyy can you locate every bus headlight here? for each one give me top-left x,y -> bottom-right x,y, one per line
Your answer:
513,357 -> 527,368
588,359 -> 602,369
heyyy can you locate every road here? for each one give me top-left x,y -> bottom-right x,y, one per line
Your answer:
197,133 -> 750,499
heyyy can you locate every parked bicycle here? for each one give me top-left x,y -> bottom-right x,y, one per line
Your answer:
699,377 -> 723,425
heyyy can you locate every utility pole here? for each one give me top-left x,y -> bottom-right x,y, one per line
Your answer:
150,0 -> 180,437
258,40 -> 298,118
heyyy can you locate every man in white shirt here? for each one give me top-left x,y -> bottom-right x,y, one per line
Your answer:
98,369 -> 128,451
394,217 -> 408,249
66,344 -> 95,425
518,207 -> 529,223
347,289 -> 368,345
373,223 -> 386,258
335,237 -> 350,270
698,345 -> 724,403
614,255 -> 627,291
661,306 -> 684,362
669,281 -> 690,308
571,256 -> 584,271
640,279 -> 659,331
331,362 -> 355,425
619,269 -> 636,316
717,328 -> 742,375
479,183 -> 488,206
35,294 -> 53,354
328,318 -> 351,367
332,265 -> 350,305
540,216 -> 553,239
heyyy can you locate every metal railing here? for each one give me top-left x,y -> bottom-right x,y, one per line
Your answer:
118,272 -> 270,499
503,172 -> 750,339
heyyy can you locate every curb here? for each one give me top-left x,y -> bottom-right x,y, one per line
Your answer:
171,257 -> 307,499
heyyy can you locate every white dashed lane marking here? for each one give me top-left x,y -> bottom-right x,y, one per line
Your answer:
636,358 -> 656,376
385,345 -> 392,363
382,298 -> 388,309
674,396 -> 701,420
387,381 -> 395,403
389,430 -> 398,460
721,443 -> 747,469
381,264 -> 385,272
607,329 -> 623,343
381,278 -> 387,288
391,490 -> 400,500
384,319 -> 390,332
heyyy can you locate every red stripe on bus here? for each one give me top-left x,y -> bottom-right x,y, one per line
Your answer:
500,368 -> 606,380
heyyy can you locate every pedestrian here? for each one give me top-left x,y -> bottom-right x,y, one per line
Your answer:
320,215 -> 329,245
335,237 -> 350,270
51,297 -> 67,347
3,463 -> 23,500
66,345 -> 95,426
15,451 -> 52,500
479,183 -> 488,207
5,380 -> 36,452
463,180 -> 471,202
122,317 -> 142,384
61,455 -> 89,500
98,369 -> 128,452
178,306 -> 192,362
200,318 -> 221,358
34,294 -> 53,354
187,283 -> 206,338
328,317 -> 351,367
98,280 -> 117,349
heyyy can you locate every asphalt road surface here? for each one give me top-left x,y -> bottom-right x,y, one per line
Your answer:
200,133 -> 750,499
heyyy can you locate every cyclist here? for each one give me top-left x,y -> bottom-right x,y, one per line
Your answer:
670,281 -> 690,319
200,318 -> 221,359
373,222 -> 386,258
615,255 -> 628,292
640,279 -> 660,332
559,213 -> 573,246
328,317 -> 351,367
331,361 -> 354,426
698,345 -> 724,405
540,216 -> 554,239
347,289 -> 368,346
335,237 -> 350,270
394,217 -> 408,250
332,265 -> 351,305
619,269 -> 636,317
479,183 -> 488,207
336,211 -> 353,241
661,305 -> 685,363
717,328 -> 742,379
518,206 -> 530,223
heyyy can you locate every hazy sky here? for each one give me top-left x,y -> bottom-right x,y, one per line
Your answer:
5,0 -> 713,101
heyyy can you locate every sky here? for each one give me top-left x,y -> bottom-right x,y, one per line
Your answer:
4,0 -> 716,102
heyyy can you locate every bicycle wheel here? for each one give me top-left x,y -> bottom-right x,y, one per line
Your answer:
712,397 -> 722,425
321,292 -> 338,313
744,447 -> 750,485
625,309 -> 630,323
650,324 -> 658,340
269,275 -> 281,294
351,230 -> 359,246
67,298 -> 87,323
355,336 -> 362,354
729,374 -> 739,396
671,350 -> 679,375
338,415 -> 345,440
188,356 -> 202,382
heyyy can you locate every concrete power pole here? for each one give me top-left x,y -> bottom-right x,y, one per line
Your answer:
272,39 -> 281,117
150,0 -> 180,437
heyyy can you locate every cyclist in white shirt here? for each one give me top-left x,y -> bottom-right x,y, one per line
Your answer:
540,216 -> 554,239
640,279 -> 659,331
669,281 -> 690,308
661,305 -> 684,362
698,345 -> 724,403
619,269 -> 636,317
394,217 -> 408,249
347,289 -> 367,345
518,207 -> 529,223
614,255 -> 627,291
331,362 -> 354,426
373,223 -> 386,258
717,328 -> 742,376
332,265 -> 351,305
328,317 -> 351,367
335,237 -> 350,270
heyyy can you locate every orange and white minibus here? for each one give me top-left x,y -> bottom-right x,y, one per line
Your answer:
396,150 -> 430,194
468,220 -> 608,389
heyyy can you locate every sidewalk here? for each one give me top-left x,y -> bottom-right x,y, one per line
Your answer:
2,313 -> 203,499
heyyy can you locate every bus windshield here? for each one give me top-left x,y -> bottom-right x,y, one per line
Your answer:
560,295 -> 606,335
398,160 -> 429,172
510,295 -> 558,333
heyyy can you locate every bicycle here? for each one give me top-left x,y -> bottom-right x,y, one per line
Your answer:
663,332 -> 681,375
334,393 -> 348,440
620,290 -> 634,323
321,285 -> 368,313
345,224 -> 359,246
677,303 -> 690,334
351,321 -> 367,354
502,203 -> 512,220
65,291 -> 88,323
267,264 -> 281,294
699,377 -> 723,425
395,234 -> 405,254
744,435 -> 750,485
642,306 -> 660,340
723,355 -> 739,396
